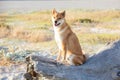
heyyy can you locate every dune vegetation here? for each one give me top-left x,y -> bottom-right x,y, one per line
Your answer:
0,9 -> 120,65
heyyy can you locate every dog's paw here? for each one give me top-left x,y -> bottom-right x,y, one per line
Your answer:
61,60 -> 69,65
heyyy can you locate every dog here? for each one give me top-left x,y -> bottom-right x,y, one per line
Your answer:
52,9 -> 86,66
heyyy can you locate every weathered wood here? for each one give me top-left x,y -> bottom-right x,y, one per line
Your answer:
24,40 -> 120,80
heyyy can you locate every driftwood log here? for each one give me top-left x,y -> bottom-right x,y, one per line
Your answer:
24,40 -> 120,80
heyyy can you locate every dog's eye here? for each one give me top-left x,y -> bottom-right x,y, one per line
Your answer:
58,18 -> 61,20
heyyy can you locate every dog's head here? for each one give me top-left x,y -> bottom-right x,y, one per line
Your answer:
52,9 -> 65,27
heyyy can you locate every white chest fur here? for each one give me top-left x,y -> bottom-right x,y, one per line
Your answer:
54,27 -> 67,50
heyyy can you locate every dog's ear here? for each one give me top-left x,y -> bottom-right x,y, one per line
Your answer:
52,8 -> 57,14
61,10 -> 65,17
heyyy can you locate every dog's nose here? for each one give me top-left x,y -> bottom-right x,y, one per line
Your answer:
55,21 -> 57,23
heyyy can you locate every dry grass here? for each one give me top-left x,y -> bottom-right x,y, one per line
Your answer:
0,23 -> 53,43
0,50 -> 12,66
77,33 -> 120,44
3,10 -> 120,29
0,9 -> 120,43
0,57 -> 12,66
0,23 -> 11,38
66,10 -> 120,23
12,11 -> 51,27
0,9 -> 120,66
11,27 -> 53,42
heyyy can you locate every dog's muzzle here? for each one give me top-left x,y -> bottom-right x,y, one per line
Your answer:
54,21 -> 60,26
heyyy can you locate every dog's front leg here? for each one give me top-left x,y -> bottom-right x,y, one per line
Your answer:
57,49 -> 62,61
61,43 -> 67,63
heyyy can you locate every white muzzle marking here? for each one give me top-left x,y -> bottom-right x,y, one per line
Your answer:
52,17 -> 65,27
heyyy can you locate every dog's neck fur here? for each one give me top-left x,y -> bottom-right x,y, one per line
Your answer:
54,20 -> 73,42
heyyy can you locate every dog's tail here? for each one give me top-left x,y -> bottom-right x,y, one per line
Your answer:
82,50 -> 89,60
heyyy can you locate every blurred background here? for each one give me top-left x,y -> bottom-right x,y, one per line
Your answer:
0,1 -> 120,79
0,0 -> 120,12
0,0 -> 120,63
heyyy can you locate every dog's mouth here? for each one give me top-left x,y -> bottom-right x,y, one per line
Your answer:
55,23 -> 60,26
